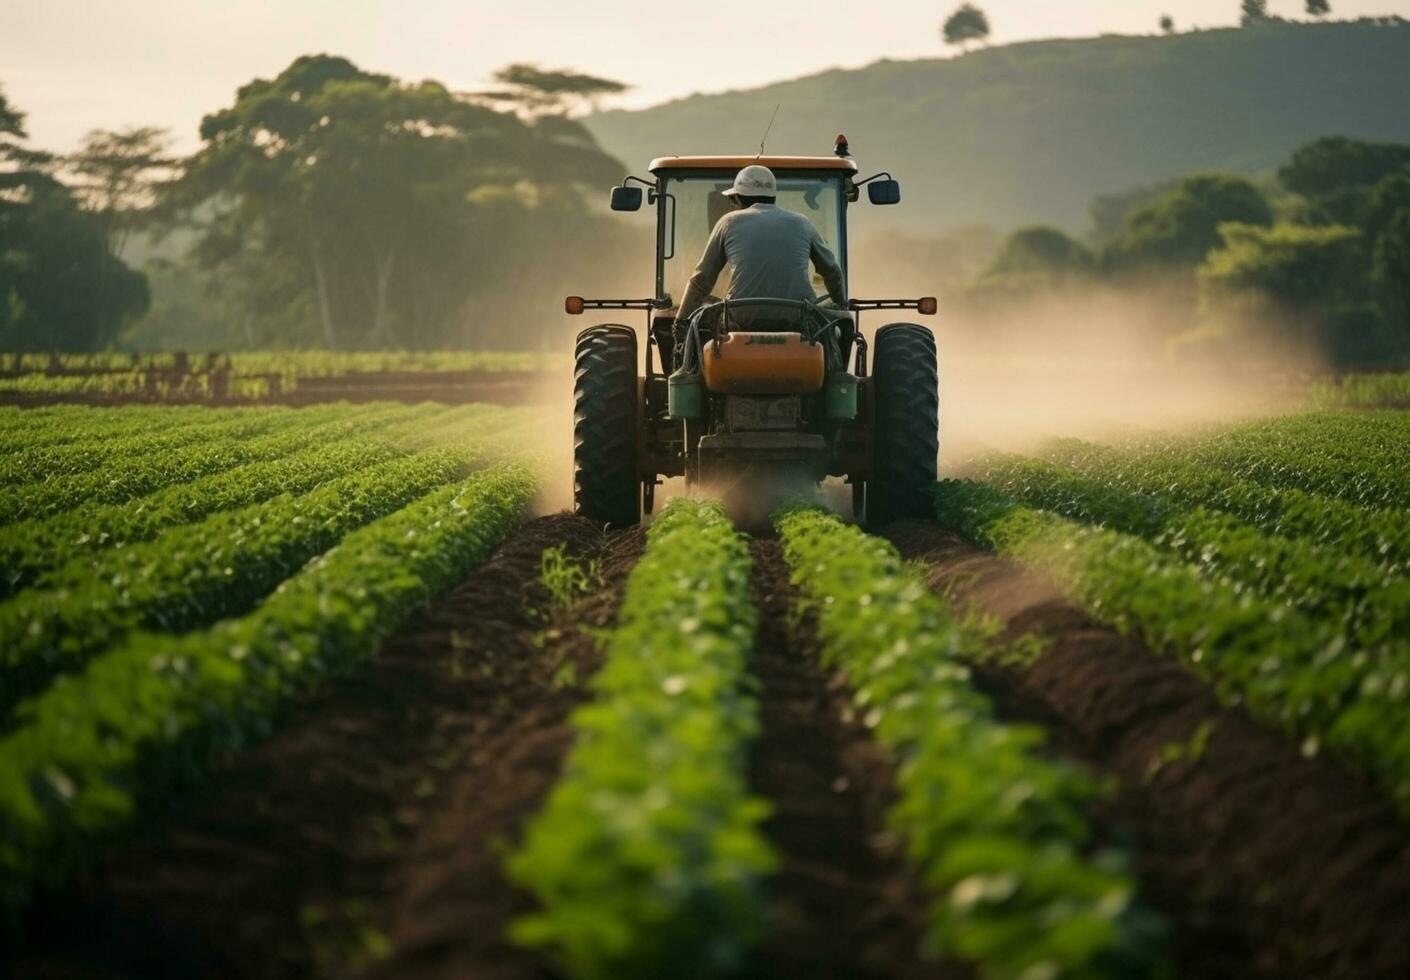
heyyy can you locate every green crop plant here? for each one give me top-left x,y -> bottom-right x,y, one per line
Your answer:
0,404 -> 508,598
776,507 -> 1164,980
976,454 -> 1410,648
934,480 -> 1410,811
0,403 -> 398,524
0,403 -> 360,488
1023,436 -> 1410,576
0,463 -> 536,909
0,445 -> 489,713
539,543 -> 600,612
507,499 -> 774,980
1311,370 -> 1410,409
1093,413 -> 1410,510
0,404 -> 214,449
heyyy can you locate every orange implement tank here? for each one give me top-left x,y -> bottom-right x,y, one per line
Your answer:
702,332 -> 825,395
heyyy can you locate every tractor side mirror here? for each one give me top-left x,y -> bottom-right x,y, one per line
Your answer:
610,185 -> 643,212
867,179 -> 901,205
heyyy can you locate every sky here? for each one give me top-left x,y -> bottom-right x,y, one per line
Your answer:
5,0 -> 1409,154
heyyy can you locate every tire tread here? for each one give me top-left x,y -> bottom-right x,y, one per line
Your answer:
573,325 -> 639,526
869,323 -> 939,525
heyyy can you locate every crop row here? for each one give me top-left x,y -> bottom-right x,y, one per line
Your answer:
0,403 -> 458,525
507,499 -> 774,979
0,406 -> 248,462
0,403 -> 211,439
0,405 -> 287,480
0,445 -> 490,715
1099,412 -> 1410,511
976,454 -> 1410,648
0,349 -> 553,378
0,462 -> 537,908
0,404 -> 510,598
1310,369 -> 1410,409
933,480 -> 1410,811
1025,438 -> 1410,576
777,508 -> 1161,980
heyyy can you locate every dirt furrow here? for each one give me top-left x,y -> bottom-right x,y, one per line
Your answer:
888,519 -> 1410,980
356,525 -> 643,980
744,540 -> 956,980
9,514 -> 624,980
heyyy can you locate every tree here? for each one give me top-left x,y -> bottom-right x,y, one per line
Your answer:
1199,221 -> 1380,364
479,64 -> 630,117
1160,15 -> 1175,34
1088,179 -> 1179,245
942,4 -> 990,50
65,127 -> 176,338
1279,136 -> 1410,199
1200,222 -> 1362,312
0,88 -> 149,351
1373,209 -> 1410,331
168,55 -> 626,349
67,127 -> 177,258
972,225 -> 1094,300
1104,174 -> 1274,272
1241,0 -> 1270,25
1278,136 -> 1410,228
1363,173 -> 1410,245
1306,0 -> 1331,18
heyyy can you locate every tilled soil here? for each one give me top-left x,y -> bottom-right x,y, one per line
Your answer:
744,542 -> 958,980
14,513 -> 1410,980
10,514 -> 631,980
356,524 -> 644,980
887,520 -> 1410,980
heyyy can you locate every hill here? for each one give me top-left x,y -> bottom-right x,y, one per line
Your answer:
585,19 -> 1410,232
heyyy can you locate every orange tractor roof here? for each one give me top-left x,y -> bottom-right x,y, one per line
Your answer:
648,155 -> 860,174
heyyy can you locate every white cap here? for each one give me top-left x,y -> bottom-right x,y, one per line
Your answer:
723,164 -> 777,198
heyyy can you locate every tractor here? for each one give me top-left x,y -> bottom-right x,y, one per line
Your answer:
565,137 -> 939,527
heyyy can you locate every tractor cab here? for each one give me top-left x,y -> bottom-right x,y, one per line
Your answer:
651,156 -> 856,325
565,138 -> 938,527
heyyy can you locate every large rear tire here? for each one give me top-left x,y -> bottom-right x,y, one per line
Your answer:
574,325 -> 640,527
868,323 -> 939,526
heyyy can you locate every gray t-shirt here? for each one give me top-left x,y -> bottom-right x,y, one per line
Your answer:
676,204 -> 846,323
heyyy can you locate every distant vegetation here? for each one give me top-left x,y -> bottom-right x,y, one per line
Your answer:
0,94 -> 153,351
968,135 -> 1410,368
941,4 -> 991,50
1,57 -> 638,353
587,19 -> 1410,231
3,19 -> 1409,358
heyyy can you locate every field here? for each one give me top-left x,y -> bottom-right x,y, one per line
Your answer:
3,400 -> 1410,980
0,352 -> 558,407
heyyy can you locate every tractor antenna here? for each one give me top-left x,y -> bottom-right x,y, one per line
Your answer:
757,104 -> 780,158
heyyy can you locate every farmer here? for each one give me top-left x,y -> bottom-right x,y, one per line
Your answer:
673,164 -> 847,350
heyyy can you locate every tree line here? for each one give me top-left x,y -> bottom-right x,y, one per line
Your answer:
0,94 -> 161,351
942,1 -> 1349,49
967,136 -> 1410,367
1,56 -> 635,352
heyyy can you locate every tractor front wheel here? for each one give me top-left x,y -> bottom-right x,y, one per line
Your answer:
868,323 -> 939,526
573,324 -> 640,527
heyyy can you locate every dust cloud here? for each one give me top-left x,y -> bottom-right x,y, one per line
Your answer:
925,287 -> 1319,468
521,282 -> 1322,519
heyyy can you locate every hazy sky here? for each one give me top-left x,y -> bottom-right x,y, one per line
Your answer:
5,0 -> 1409,153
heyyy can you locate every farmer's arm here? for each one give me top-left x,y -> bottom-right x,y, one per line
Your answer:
675,221 -> 729,326
810,229 -> 847,307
